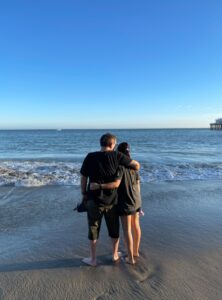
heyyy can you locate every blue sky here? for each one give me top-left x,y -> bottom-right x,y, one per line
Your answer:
0,0 -> 222,129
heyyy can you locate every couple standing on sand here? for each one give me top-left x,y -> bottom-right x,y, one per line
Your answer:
80,133 -> 142,266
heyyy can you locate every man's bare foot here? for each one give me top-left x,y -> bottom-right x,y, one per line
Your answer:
133,253 -> 140,257
123,256 -> 135,265
82,257 -> 97,267
112,251 -> 122,262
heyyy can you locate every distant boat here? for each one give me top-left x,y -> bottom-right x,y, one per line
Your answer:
57,129 -> 62,131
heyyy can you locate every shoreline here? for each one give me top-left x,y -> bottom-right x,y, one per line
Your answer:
1,180 -> 222,299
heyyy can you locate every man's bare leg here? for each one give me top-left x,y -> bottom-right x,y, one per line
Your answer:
82,240 -> 97,266
111,238 -> 121,261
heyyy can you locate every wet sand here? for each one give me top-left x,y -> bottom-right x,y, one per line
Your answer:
1,181 -> 222,299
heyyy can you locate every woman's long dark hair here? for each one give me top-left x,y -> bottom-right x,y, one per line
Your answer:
117,142 -> 131,158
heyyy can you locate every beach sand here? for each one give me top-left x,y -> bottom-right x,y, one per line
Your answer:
1,181 -> 222,300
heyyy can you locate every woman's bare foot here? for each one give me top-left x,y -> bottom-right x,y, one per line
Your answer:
123,256 -> 135,265
82,257 -> 97,267
133,253 -> 140,257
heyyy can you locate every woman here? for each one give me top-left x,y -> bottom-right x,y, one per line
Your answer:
90,142 -> 142,264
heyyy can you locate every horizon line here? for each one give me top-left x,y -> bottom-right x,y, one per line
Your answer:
0,127 -> 209,130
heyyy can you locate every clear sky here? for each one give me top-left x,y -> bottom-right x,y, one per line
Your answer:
0,0 -> 222,129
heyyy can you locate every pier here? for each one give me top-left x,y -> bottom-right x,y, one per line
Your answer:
210,118 -> 222,130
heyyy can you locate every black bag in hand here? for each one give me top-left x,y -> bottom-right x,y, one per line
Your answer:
73,198 -> 88,213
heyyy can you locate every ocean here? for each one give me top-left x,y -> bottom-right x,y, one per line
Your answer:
1,130 -> 222,299
0,129 -> 221,186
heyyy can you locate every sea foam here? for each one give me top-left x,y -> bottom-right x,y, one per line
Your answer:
0,160 -> 222,187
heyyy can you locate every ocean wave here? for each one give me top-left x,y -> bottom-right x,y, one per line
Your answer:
0,161 -> 81,187
140,163 -> 222,182
0,161 -> 222,187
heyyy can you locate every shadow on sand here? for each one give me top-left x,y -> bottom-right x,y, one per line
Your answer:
0,258 -> 82,273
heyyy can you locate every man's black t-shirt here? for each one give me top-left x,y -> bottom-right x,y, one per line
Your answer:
80,151 -> 131,205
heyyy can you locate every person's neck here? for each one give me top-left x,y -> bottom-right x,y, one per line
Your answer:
101,147 -> 113,152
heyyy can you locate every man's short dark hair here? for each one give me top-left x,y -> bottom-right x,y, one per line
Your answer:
100,133 -> 116,147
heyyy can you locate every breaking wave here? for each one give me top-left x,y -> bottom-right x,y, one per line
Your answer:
0,160 -> 222,187
0,161 -> 81,187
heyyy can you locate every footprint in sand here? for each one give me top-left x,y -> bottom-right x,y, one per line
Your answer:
132,263 -> 151,283
125,257 -> 162,289
134,264 -> 164,293
122,255 -> 150,283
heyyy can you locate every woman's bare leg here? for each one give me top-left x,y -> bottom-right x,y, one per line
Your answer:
131,212 -> 141,257
121,215 -> 135,264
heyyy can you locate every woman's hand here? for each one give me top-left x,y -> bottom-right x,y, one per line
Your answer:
90,182 -> 100,190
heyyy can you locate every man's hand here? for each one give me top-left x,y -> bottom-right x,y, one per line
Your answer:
90,182 -> 100,190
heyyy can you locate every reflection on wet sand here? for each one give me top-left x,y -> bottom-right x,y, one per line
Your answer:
1,181 -> 222,299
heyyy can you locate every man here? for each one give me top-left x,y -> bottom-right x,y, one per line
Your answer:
80,133 -> 140,266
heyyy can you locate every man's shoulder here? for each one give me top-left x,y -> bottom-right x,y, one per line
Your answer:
87,151 -> 117,156
84,151 -> 118,162
85,151 -> 100,158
